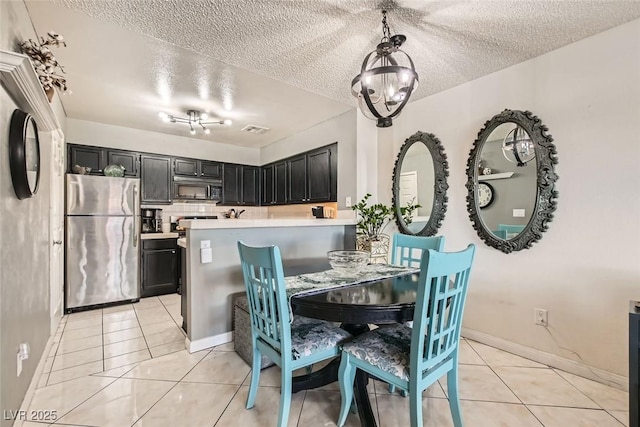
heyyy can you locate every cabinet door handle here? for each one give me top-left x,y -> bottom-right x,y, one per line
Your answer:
172,251 -> 176,254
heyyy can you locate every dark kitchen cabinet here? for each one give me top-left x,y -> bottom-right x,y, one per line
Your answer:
222,163 -> 241,204
286,155 -> 308,203
68,145 -> 105,175
262,161 -> 287,205
141,239 -> 178,298
262,164 -> 274,205
141,154 -> 172,204
200,161 -> 222,179
242,166 -> 260,205
107,149 -> 139,177
174,158 -> 222,179
307,145 -> 335,202
223,163 -> 259,205
285,144 -> 337,204
173,158 -> 199,177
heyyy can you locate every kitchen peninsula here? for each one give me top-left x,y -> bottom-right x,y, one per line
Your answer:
178,218 -> 357,352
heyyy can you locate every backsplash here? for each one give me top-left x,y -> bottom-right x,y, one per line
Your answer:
141,201 -> 352,231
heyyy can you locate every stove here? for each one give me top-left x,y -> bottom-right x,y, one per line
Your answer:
170,215 -> 218,236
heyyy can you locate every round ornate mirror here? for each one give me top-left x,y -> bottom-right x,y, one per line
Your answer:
9,109 -> 41,200
392,131 -> 449,236
465,109 -> 558,253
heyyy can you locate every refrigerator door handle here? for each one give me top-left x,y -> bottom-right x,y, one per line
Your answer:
133,184 -> 139,247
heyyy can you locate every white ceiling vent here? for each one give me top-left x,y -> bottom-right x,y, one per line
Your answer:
241,124 -> 270,135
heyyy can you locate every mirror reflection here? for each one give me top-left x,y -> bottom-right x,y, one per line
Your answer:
399,142 -> 434,233
392,131 -> 448,236
477,123 -> 537,240
25,117 -> 40,192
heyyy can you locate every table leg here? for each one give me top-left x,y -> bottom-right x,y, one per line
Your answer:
354,369 -> 377,427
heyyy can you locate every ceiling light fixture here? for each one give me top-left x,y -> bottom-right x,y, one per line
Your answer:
158,110 -> 231,135
352,10 -> 419,128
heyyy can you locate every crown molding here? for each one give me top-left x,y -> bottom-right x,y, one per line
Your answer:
0,50 -> 61,132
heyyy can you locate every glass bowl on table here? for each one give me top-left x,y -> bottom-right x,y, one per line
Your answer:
327,250 -> 370,277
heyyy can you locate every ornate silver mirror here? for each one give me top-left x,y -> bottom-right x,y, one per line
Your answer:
392,131 -> 449,236
466,109 -> 558,253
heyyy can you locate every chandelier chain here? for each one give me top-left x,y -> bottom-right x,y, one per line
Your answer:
381,10 -> 391,42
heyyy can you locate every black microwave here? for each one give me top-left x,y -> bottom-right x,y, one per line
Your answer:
173,177 -> 222,202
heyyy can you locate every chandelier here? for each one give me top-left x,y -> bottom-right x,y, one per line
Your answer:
502,126 -> 535,166
351,10 -> 418,128
158,110 -> 231,135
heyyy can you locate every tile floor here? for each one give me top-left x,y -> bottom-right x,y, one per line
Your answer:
19,295 -> 629,427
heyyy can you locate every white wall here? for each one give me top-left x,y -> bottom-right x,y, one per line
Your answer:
378,19 -> 640,377
66,118 -> 260,165
261,109 -> 357,209
1,1 -> 55,423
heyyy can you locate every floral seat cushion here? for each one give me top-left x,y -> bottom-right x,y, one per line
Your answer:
342,324 -> 412,381
291,316 -> 352,360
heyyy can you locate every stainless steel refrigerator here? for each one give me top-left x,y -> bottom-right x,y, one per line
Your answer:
65,174 -> 140,311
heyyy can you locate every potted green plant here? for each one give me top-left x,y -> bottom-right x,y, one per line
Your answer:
352,193 -> 420,261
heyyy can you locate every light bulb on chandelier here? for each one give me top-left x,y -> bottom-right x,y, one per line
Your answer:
158,110 -> 232,135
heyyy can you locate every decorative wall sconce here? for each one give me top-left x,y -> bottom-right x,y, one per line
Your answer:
351,10 -> 418,128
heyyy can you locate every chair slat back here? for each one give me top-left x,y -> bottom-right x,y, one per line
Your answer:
411,245 -> 475,374
391,234 -> 445,268
237,241 -> 290,355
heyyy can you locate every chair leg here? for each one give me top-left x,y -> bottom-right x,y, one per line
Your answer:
278,366 -> 293,427
337,354 -> 356,427
246,346 -> 262,409
409,382 -> 423,427
447,367 -> 463,427
388,383 -> 396,393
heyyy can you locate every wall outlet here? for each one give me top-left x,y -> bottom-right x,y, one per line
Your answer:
16,343 -> 30,376
513,209 -> 526,217
345,197 -> 352,208
534,308 -> 548,326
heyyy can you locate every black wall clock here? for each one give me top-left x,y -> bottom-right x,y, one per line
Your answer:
9,109 -> 40,200
477,182 -> 494,209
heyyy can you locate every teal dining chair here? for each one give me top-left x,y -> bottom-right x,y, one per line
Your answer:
337,245 -> 476,427
498,224 -> 525,236
388,233 -> 445,394
237,241 -> 352,427
391,233 -> 445,268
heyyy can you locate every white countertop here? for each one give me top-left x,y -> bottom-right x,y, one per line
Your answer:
141,232 -> 180,240
180,218 -> 357,230
177,237 -> 186,248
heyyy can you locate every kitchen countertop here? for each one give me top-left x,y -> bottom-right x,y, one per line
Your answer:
177,237 -> 186,248
180,218 -> 356,230
141,232 -> 180,240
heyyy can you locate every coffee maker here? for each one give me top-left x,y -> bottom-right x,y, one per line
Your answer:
141,208 -> 162,233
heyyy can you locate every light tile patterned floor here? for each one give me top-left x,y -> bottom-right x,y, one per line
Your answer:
21,296 -> 629,427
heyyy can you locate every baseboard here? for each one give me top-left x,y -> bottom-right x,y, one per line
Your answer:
186,332 -> 233,353
462,328 -> 628,391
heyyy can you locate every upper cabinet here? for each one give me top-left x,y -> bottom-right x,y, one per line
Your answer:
307,145 -> 336,202
222,164 -> 260,206
68,144 -> 140,177
262,161 -> 287,205
173,158 -> 222,179
68,145 -> 105,175
140,154 -> 172,204
107,149 -> 139,177
281,143 -> 337,204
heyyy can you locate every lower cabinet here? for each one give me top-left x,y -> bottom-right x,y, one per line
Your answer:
141,239 -> 178,298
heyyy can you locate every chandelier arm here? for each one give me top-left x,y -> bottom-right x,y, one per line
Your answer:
199,120 -> 225,125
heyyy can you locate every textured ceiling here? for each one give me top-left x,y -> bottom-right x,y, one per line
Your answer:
24,0 -> 640,148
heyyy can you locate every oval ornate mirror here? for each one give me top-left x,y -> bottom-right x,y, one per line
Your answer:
465,109 -> 558,253
9,109 -> 41,200
392,131 -> 449,236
